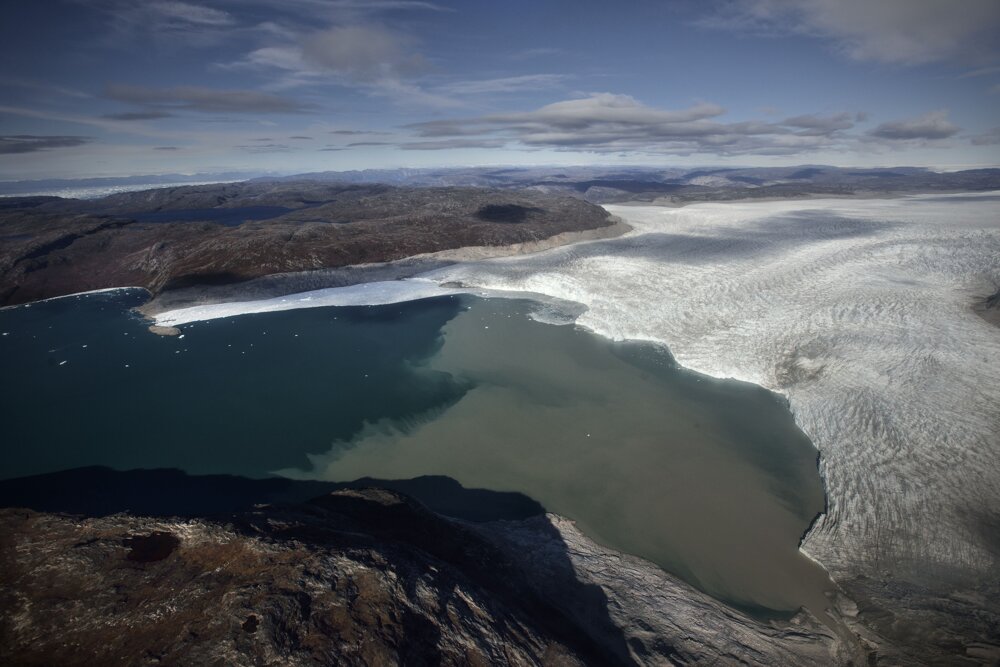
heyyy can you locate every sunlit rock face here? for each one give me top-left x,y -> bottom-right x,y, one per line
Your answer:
417,193 -> 1000,585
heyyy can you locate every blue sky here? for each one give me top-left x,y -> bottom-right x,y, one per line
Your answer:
1,0 -> 998,179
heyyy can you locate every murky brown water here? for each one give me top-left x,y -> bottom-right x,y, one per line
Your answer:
283,297 -> 834,617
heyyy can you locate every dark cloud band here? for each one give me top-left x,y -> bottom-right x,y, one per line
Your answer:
0,135 -> 91,154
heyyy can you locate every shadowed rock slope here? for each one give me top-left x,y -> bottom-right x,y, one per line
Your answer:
0,488 -> 626,666
0,468 -> 860,667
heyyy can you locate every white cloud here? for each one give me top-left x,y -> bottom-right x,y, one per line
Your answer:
700,0 -> 1000,65
868,111 -> 960,141
404,93 -> 863,156
217,0 -> 449,16
440,74 -> 570,95
225,22 -> 466,108
367,78 -> 464,109
480,94 -> 726,136
77,0 -> 239,44
302,25 -> 426,81
149,1 -> 235,26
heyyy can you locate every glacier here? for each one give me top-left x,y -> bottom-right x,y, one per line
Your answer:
154,192 -> 1000,591
415,192 -> 1000,584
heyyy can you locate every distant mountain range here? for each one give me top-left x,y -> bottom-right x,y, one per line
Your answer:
5,165 -> 997,203
252,165 -> 1000,204
0,172 -> 263,198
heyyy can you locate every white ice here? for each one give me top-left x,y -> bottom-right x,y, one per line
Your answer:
154,279 -> 581,327
153,191 -> 1000,583
154,281 -> 463,326
414,192 -> 1000,581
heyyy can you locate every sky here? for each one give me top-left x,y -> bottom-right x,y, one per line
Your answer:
1,0 -> 999,179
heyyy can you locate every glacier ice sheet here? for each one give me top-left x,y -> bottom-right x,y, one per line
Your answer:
415,193 -> 1000,581
153,191 -> 1000,584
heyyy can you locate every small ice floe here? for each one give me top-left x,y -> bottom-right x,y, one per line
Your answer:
59,360 -> 67,366
178,334 -> 185,339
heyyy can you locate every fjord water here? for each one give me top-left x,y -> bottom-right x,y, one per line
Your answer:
0,290 -> 830,616
0,289 -> 466,478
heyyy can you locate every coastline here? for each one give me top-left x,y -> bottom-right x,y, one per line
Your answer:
0,216 -> 630,324
409,216 -> 632,261
138,217 -> 632,322
138,189 -> 991,663
4,191 -> 997,662
0,285 -> 150,312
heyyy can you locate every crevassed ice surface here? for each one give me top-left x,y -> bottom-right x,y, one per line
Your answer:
418,193 -> 1000,581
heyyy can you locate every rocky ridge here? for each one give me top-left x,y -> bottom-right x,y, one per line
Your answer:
0,480 -> 862,666
0,182 -> 615,308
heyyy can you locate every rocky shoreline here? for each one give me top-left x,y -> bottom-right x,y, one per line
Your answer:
0,469 -> 861,666
3,463 -> 995,665
136,217 -> 631,321
0,182 -> 617,309
3,181 -> 997,665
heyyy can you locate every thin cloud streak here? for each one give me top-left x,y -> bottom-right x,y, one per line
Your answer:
0,135 -> 92,154
102,111 -> 175,121
104,84 -> 312,113
699,0 -> 1000,66
868,111 -> 960,141
439,74 -> 571,95
0,77 -> 92,100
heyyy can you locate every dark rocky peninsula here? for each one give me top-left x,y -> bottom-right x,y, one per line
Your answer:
0,181 -> 617,308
